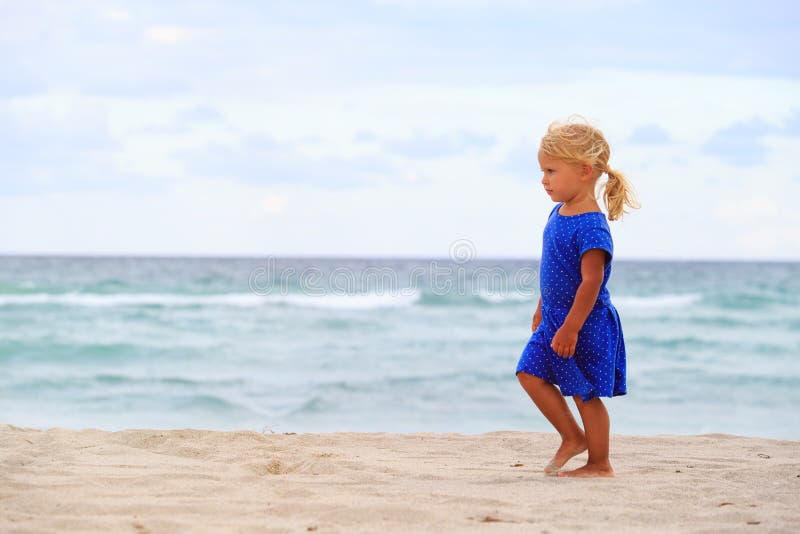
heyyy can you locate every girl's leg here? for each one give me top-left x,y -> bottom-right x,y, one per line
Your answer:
557,396 -> 614,477
516,372 -> 587,473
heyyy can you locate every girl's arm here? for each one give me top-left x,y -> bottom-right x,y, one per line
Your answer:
531,296 -> 543,331
550,249 -> 606,357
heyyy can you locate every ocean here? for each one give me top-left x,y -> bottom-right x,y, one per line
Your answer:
1,255 -> 798,439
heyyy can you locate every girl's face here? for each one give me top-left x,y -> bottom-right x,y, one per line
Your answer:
537,150 -> 592,202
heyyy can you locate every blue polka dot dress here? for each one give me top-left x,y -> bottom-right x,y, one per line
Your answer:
515,202 -> 627,402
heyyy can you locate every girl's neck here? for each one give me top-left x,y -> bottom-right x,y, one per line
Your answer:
559,196 -> 602,216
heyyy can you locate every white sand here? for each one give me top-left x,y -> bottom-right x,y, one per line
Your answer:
1,424 -> 798,533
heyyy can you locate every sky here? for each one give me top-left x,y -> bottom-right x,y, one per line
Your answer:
1,0 -> 799,260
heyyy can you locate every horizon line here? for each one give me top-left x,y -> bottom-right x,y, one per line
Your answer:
0,252 -> 798,264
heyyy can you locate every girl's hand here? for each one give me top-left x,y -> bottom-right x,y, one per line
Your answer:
551,326 -> 578,358
531,313 -> 542,332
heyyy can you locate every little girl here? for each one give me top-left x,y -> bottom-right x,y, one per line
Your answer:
515,115 -> 640,478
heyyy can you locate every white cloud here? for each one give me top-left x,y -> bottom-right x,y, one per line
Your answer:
261,193 -> 289,215
713,197 -> 780,223
104,9 -> 131,22
144,26 -> 193,44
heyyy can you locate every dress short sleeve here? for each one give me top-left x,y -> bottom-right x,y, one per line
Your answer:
576,220 -> 613,265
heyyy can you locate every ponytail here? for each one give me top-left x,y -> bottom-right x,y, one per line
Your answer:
601,166 -> 641,221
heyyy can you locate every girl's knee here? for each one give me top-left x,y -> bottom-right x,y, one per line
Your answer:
572,395 -> 602,405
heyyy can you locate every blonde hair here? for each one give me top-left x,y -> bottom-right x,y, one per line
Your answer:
540,114 -> 641,221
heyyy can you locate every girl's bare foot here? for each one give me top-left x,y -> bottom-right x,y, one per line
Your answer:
557,462 -> 614,478
543,435 -> 588,476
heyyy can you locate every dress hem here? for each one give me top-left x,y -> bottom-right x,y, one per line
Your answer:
515,369 -> 627,402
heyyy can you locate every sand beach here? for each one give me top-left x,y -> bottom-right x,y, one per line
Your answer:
1,424 -> 798,533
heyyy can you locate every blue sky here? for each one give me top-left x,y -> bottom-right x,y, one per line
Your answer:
1,0 -> 799,259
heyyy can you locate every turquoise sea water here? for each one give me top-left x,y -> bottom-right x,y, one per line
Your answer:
1,256 -> 798,439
